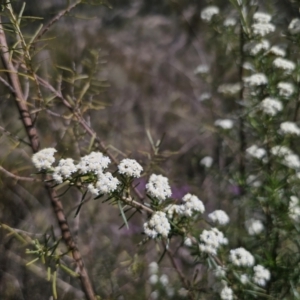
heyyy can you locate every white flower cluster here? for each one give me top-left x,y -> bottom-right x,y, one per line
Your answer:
224,18 -> 236,27
288,18 -> 300,35
253,12 -> 272,24
279,121 -> 300,136
229,247 -> 255,267
88,172 -> 119,195
246,145 -> 266,160
118,158 -> 143,178
214,119 -> 234,130
270,145 -> 292,157
194,64 -> 209,75
164,193 -> 205,218
32,148 -> 57,170
244,73 -> 268,86
198,92 -> 211,101
249,40 -> 270,56
278,82 -> 294,97
245,218 -> 264,235
269,46 -> 286,57
146,174 -> 172,202
77,151 -> 111,174
53,158 -> 77,184
260,97 -> 283,116
144,211 -> 171,238
208,210 -> 230,225
199,228 -> 228,255
273,57 -> 295,73
220,286 -> 234,300
253,265 -> 271,286
181,193 -> 205,216
252,12 -> 275,36
289,196 -> 300,222
218,83 -> 242,95
200,6 -> 219,22
200,156 -> 213,168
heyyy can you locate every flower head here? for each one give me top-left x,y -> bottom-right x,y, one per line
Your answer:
260,97 -> 283,116
200,6 -> 219,22
53,158 -> 77,183
253,265 -> 271,286
208,210 -> 230,225
32,148 -> 57,170
229,247 -> 255,267
118,158 -> 143,178
245,219 -> 264,235
279,121 -> 300,136
214,119 -> 234,130
244,73 -> 268,86
77,151 -> 110,174
144,211 -> 171,238
146,174 -> 172,202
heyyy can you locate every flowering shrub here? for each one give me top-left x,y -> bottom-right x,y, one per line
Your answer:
2,1 -> 300,300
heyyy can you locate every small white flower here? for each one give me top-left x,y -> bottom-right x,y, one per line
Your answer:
160,274 -> 169,286
32,148 -> 57,170
283,153 -> 300,169
144,211 -> 171,238
240,274 -> 249,285
214,266 -> 226,278
288,18 -> 300,34
278,82 -> 294,97
148,262 -> 159,274
118,158 -> 143,178
229,247 -> 255,267
253,265 -> 271,286
199,228 -> 227,255
198,92 -> 211,101
146,174 -> 172,202
252,23 -> 275,36
200,156 -> 213,168
77,151 -> 110,174
164,204 -> 182,218
249,40 -> 270,55
194,64 -> 209,75
246,145 -> 266,159
279,121 -> 300,136
269,46 -> 286,57
245,218 -> 264,235
271,145 -> 292,157
273,58 -> 295,72
289,196 -> 300,222
150,290 -> 159,300
214,119 -> 234,130
224,18 -> 236,27
218,83 -> 242,94
260,97 -> 283,116
90,172 -> 120,195
52,158 -> 77,183
149,274 -> 158,285
244,73 -> 268,86
220,286 -> 234,300
200,6 -> 219,22
208,210 -> 230,225
253,12 -> 272,24
184,237 -> 192,247
181,193 -> 205,216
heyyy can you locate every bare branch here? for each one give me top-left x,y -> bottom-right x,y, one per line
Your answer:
0,166 -> 39,182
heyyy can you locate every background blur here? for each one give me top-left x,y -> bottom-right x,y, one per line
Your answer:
0,0 -> 299,299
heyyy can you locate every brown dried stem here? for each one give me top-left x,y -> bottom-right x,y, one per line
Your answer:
0,16 -> 96,300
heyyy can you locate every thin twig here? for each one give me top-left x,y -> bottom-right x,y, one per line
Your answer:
32,0 -> 82,44
0,16 -> 96,300
0,166 -> 39,182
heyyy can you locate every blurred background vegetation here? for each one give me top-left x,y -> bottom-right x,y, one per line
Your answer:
0,0 -> 300,299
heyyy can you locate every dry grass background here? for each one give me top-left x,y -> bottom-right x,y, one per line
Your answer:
0,1 -> 298,299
